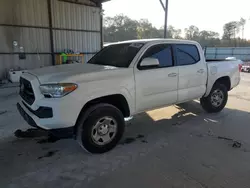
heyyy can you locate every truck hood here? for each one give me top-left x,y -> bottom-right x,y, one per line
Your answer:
28,63 -> 119,84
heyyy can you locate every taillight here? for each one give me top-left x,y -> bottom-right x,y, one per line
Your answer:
239,64 -> 242,72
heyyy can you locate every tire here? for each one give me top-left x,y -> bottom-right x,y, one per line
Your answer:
200,83 -> 228,113
76,103 -> 125,154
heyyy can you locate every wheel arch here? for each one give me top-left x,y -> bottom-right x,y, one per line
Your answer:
74,94 -> 130,135
204,76 -> 231,97
214,76 -> 231,91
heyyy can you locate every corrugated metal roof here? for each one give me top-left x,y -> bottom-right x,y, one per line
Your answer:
79,0 -> 110,3
58,0 -> 110,7
93,0 -> 110,3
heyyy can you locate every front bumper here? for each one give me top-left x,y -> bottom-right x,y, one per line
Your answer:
16,98 -> 77,130
17,102 -> 37,128
17,102 -> 74,138
18,73 -> 84,131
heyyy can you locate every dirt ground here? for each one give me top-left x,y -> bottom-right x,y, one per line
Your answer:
0,73 -> 250,188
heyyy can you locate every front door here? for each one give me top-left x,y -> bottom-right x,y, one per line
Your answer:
134,44 -> 178,112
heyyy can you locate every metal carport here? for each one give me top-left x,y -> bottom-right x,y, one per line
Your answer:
0,0 -> 108,79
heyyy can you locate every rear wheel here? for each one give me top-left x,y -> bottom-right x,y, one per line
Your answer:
76,103 -> 125,153
200,83 -> 228,113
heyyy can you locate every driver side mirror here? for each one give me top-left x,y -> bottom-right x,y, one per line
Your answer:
140,57 -> 160,67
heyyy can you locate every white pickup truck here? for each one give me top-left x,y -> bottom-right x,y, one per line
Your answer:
17,39 -> 241,153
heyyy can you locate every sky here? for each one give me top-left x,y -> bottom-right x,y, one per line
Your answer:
103,0 -> 250,39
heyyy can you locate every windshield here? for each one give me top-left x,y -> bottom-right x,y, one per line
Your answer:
88,43 -> 144,67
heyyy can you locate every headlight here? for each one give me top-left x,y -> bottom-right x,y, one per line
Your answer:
40,83 -> 78,98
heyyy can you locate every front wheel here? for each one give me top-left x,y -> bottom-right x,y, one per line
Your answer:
76,103 -> 125,153
200,83 -> 228,113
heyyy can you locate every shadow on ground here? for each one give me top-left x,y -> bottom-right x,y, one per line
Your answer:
0,100 -> 250,187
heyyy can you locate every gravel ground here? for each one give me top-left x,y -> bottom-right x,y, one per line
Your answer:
0,73 -> 250,188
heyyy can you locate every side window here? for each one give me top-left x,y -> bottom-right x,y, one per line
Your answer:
175,44 -> 200,66
138,44 -> 173,69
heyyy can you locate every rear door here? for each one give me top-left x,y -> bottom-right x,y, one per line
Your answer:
134,43 -> 178,112
174,44 -> 207,103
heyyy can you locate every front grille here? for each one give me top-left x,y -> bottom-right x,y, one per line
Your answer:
19,77 -> 35,105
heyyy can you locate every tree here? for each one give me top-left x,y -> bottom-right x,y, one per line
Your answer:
184,25 -> 199,40
239,17 -> 246,39
103,14 -> 138,42
198,30 -> 220,47
103,16 -> 117,42
222,21 -> 239,40
167,25 -> 182,39
103,14 -> 250,47
199,30 -> 219,39
137,19 -> 162,39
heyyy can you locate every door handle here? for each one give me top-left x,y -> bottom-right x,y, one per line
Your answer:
197,69 -> 204,74
168,73 -> 177,77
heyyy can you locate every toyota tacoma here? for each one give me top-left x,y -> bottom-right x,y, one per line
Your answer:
17,39 -> 241,153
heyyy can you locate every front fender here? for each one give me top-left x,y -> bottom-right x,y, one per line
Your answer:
68,85 -> 135,125
82,87 -> 135,115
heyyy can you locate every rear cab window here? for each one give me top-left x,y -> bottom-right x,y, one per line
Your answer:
175,44 -> 200,66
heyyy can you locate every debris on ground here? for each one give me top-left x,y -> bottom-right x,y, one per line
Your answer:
207,129 -> 215,136
0,110 -> 7,115
217,136 -> 233,141
194,133 -> 243,149
121,134 -> 148,145
136,134 -> 145,139
14,129 -> 48,138
121,133 -> 148,145
217,136 -> 242,149
37,150 -> 59,159
37,135 -> 60,144
121,137 -> 136,145
232,141 -> 242,148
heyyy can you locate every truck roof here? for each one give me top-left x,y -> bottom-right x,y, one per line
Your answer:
107,38 -> 199,46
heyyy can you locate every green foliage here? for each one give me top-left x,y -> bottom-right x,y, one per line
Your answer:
222,21 -> 239,40
184,25 -> 200,40
104,14 -> 250,47
167,25 -> 182,39
137,19 -> 163,39
104,14 -> 138,42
